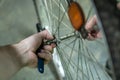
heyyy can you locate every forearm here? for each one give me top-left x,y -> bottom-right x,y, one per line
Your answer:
0,30 -> 55,80
0,44 -> 24,80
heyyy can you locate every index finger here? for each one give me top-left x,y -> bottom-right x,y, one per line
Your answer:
39,30 -> 54,40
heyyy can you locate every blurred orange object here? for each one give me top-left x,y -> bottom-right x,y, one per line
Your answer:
68,2 -> 85,30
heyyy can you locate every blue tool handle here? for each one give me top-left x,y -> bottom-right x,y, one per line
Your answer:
38,58 -> 44,73
36,23 -> 44,73
36,41 -> 44,73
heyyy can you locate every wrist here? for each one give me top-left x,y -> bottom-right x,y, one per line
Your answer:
13,41 -> 29,67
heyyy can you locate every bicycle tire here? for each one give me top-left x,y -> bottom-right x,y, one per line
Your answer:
92,0 -> 120,79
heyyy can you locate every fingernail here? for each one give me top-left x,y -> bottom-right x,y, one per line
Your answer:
41,50 -> 44,53
51,43 -> 56,48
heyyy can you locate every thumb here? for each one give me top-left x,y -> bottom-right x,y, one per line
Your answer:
85,15 -> 97,31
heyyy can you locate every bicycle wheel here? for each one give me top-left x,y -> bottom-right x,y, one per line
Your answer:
33,0 -> 119,80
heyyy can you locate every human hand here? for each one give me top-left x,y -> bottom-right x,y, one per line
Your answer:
85,15 -> 102,40
16,30 -> 56,68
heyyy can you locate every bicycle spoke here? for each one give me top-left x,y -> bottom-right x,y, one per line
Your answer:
77,32 -> 99,80
57,35 -> 89,79
79,38 -> 90,80
82,39 -> 100,79
56,46 -> 74,80
57,44 -> 89,79
82,39 -> 111,80
79,39 -> 84,80
54,5 -> 69,35
42,0 -> 74,35
42,0 -> 51,27
57,0 -> 61,38
56,47 -> 70,80
53,0 -> 69,20
78,37 -> 95,80
42,0 -> 72,31
78,37 -> 92,80
85,6 -> 93,23
86,45 -> 111,80
58,38 -> 77,69
76,39 -> 81,80
54,13 -> 66,35
57,48 -> 80,80
65,37 -> 77,75
85,43 -> 111,79
48,12 -> 72,30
